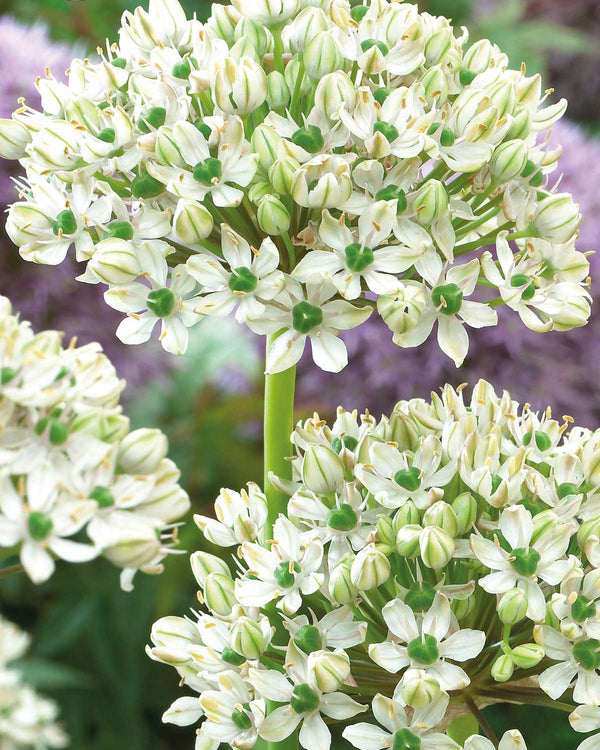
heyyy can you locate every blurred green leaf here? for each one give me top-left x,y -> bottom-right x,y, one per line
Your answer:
17,658 -> 92,690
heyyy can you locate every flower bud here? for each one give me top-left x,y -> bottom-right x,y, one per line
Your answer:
490,140 -> 529,184
420,66 -> 448,104
376,515 -> 396,551
412,180 -> 448,226
155,126 -> 186,167
249,181 -> 272,203
420,527 -> 455,569
511,643 -> 544,669
498,588 -> 528,625
506,107 -> 532,141
452,492 -> 478,534
452,597 -> 476,619
304,32 -> 342,81
578,516 -> 600,550
378,283 -> 427,336
351,544 -> 391,591
491,654 -> 514,683
302,444 -> 344,494
269,157 -> 299,196
0,118 -> 31,159
396,524 -> 422,558
29,122 -> 82,170
531,193 -> 581,244
401,669 -> 441,708
462,39 -> 498,75
252,124 -> 281,170
190,551 -> 231,587
173,199 -> 214,244
118,428 -> 168,474
100,517 -> 161,569
266,71 -> 290,111
257,195 -> 291,236
329,561 -> 357,604
314,72 -> 355,123
88,238 -> 140,285
5,204 -> 52,247
394,501 -> 421,529
284,58 -> 312,100
229,616 -> 267,658
289,7 -> 329,52
423,501 -> 459,537
208,4 -> 241,44
231,0 -> 302,26
308,649 -> 350,692
425,29 -> 452,66
235,18 -> 271,58
214,57 -> 267,115
204,572 -> 236,616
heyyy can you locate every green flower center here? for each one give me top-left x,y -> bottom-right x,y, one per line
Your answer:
273,561 -> 300,589
52,209 -> 77,236
1,367 -> 17,384
131,168 -> 163,199
361,38 -> 389,56
440,127 -> 455,147
228,267 -> 258,293
404,582 -> 436,612
28,512 -> 54,541
375,186 -> 407,212
351,5 -> 368,22
231,703 -> 252,730
510,547 -> 540,577
89,486 -> 115,509
394,466 -> 421,491
557,482 -> 580,499
432,283 -> 463,315
290,683 -> 320,714
292,301 -> 323,334
572,595 -> 597,623
105,221 -> 134,240
292,125 -> 324,154
326,503 -> 358,532
573,639 -> 600,671
459,68 -> 477,86
373,121 -> 400,143
193,158 -> 223,185
392,729 -> 422,750
97,127 -> 116,143
221,646 -> 246,666
510,274 -> 535,301
47,419 -> 68,446
331,436 -> 358,454
523,430 -> 552,452
294,625 -> 323,654
172,60 -> 192,79
374,87 -> 393,105
407,634 -> 440,665
147,288 -> 175,318
194,121 -> 212,139
139,106 -> 167,134
345,243 -> 374,273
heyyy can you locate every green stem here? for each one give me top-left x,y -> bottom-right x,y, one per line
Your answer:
465,695 -> 498,747
0,563 -> 25,579
290,60 -> 305,120
272,26 -> 285,75
263,334 -> 297,538
282,232 -> 297,269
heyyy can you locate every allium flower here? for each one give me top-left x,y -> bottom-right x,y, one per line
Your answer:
150,380 -> 600,750
0,615 -> 68,749
0,296 -> 189,588
0,0 -> 590,369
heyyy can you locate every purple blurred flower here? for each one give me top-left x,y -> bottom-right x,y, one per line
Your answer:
0,18 -> 169,392
297,120 -> 600,426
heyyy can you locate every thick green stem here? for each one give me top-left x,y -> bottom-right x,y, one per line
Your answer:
263,333 -> 297,537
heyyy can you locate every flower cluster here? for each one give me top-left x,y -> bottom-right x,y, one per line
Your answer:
0,616 -> 67,750
0,296 -> 189,589
0,0 -> 590,372
149,379 -> 600,750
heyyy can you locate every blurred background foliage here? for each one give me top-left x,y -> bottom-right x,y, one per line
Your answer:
0,0 -> 599,748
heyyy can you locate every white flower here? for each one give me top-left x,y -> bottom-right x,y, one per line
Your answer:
199,671 -> 265,749
105,242 -> 201,355
465,730 -> 529,750
369,592 -> 485,692
283,606 -> 368,652
187,225 -> 285,323
570,705 -> 600,750
194,483 -> 268,546
470,505 -> 573,622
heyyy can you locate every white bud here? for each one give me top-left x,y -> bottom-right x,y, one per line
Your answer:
231,0 -> 302,26
5,203 -> 52,247
155,126 -> 186,167
511,643 -> 544,669
490,140 -> 529,184
257,195 -> 291,236
252,124 -> 281,170
0,118 -> 31,159
204,572 -> 236,616
173,199 -> 214,244
423,501 -> 459,537
229,616 -> 268,658
208,4 -> 241,45
304,32 -> 342,81
412,180 -> 448,226
302,444 -> 345,494
190,551 -> 231,587
397,525 -> 423,558
491,654 -> 514,683
266,71 -> 290,110
329,562 -> 357,604
420,66 -> 448,104
88,238 -> 140,285
118,428 -> 168,474
214,57 -> 267,115
531,193 -> 581,243
420,526 -> 455,569
235,18 -> 271,58
308,649 -> 351,692
351,545 -> 391,591
378,283 -> 427,336
425,29 -> 452,67
100,517 -> 161,569
314,72 -> 356,123
498,588 -> 528,625
288,7 -> 329,52
401,669 -> 442,707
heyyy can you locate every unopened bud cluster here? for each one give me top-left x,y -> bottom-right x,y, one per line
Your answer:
150,380 -> 600,750
0,0 -> 590,371
0,296 -> 189,589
